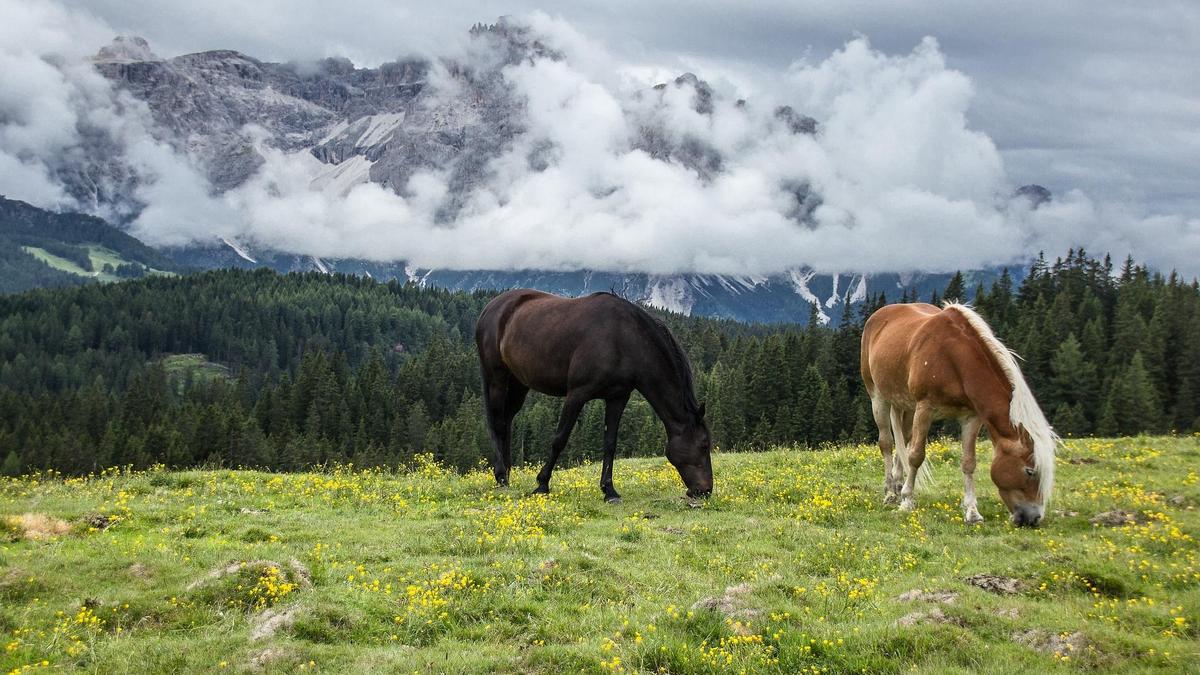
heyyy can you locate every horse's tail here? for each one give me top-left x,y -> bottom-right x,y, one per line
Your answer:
889,407 -> 932,491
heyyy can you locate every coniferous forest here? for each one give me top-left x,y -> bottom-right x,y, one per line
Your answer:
0,250 -> 1197,476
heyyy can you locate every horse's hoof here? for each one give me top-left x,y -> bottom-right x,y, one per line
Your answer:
530,486 -> 550,496
899,498 -> 916,512
883,493 -> 899,505
964,512 -> 984,525
605,496 -> 623,505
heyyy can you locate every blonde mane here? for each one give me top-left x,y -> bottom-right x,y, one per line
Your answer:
944,303 -> 1058,502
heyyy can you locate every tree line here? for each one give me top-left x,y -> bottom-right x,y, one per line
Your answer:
1,250 -> 1197,476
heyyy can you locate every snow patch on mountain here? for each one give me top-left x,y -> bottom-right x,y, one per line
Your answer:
355,113 -> 406,148
849,274 -> 869,304
220,237 -> 258,263
310,155 -> 373,194
646,276 -> 697,315
826,274 -> 841,308
786,269 -> 831,324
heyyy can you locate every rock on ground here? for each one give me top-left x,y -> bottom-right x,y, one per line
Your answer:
965,574 -> 1024,595
1012,628 -> 1090,657
250,606 -> 299,641
895,589 -> 959,604
1090,510 -> 1148,526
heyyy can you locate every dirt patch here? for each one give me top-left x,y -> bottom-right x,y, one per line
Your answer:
251,606 -> 300,641
1166,495 -> 1191,508
660,526 -> 686,535
1012,629 -> 1090,657
896,589 -> 958,604
240,507 -> 268,515
1090,510 -> 1147,527
1066,457 -> 1098,465
128,563 -> 153,581
993,607 -> 1020,619
249,647 -> 287,667
965,574 -> 1024,595
692,582 -> 759,619
3,513 -> 71,541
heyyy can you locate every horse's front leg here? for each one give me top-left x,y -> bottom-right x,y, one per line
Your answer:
533,391 -> 589,495
960,416 -> 984,524
899,403 -> 933,512
599,394 -> 630,503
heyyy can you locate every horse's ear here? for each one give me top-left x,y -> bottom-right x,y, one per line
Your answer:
697,402 -> 706,419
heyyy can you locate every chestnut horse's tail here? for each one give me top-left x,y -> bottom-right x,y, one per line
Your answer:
889,407 -> 932,491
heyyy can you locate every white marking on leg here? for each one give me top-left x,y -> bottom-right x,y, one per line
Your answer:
961,416 -> 984,524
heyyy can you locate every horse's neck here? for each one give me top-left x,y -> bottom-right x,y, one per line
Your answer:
979,402 -> 1019,444
637,377 -> 694,436
959,346 -> 1019,443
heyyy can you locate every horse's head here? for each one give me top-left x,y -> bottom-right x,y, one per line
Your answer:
666,403 -> 713,498
991,432 -> 1045,527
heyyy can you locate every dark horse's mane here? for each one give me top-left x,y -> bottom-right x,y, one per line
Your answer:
594,292 -> 701,418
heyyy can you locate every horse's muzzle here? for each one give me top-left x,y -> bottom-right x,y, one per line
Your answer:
1011,504 -> 1043,528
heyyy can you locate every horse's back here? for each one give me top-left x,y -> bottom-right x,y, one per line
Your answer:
861,304 -> 937,393
862,303 -> 992,414
478,290 -> 635,395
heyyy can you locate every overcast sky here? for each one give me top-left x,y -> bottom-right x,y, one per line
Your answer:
2,0 -> 1195,275
66,0 -> 1200,217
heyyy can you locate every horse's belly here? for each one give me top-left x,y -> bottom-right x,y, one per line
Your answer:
499,332 -> 572,396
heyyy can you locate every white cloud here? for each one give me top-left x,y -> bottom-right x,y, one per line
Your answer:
3,0 -> 1198,278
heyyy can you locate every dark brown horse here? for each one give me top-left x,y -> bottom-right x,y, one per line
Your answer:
861,303 -> 1057,527
475,289 -> 713,502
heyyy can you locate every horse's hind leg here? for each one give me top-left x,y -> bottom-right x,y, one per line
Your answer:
484,371 -> 525,487
533,390 -> 589,495
599,394 -> 630,503
870,394 -> 900,504
960,416 -> 984,524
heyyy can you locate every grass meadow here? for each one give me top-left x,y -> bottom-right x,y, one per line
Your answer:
2,436 -> 1197,673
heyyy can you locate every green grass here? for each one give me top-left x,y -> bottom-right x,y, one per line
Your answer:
1,437 -> 1197,673
20,245 -> 172,282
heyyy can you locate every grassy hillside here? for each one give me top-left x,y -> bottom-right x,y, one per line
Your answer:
1,437 -> 1197,673
21,244 -> 173,282
1,196 -> 181,293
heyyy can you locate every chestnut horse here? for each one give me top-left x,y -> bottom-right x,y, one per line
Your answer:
861,303 -> 1056,527
475,289 -> 713,502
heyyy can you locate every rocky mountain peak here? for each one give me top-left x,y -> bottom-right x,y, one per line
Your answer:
94,36 -> 159,64
1014,184 -> 1052,208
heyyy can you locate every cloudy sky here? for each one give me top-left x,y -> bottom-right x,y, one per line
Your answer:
66,0 -> 1200,216
4,0 -> 1199,275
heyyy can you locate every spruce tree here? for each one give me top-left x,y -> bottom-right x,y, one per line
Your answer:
1,450 -> 21,477
942,271 -> 967,304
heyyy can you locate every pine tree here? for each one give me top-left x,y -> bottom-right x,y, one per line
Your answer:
1,450 -> 21,476
1106,353 -> 1162,435
942,271 -> 967,304
1049,334 -> 1098,420
1051,402 -> 1088,437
